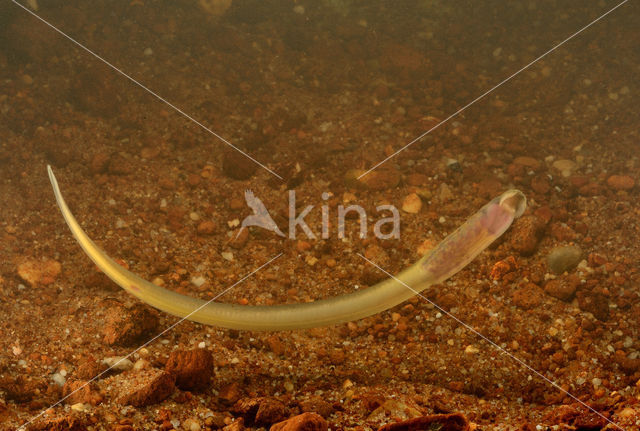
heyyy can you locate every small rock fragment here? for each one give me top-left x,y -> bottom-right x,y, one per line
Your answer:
75,357 -> 108,380
233,397 -> 288,426
490,256 -> 518,281
401,193 -> 422,214
512,284 -> 544,310
17,258 -> 61,286
117,369 -> 175,407
547,245 -> 582,274
346,168 -> 400,191
544,278 -> 578,302
164,349 -> 214,392
102,357 -> 134,372
197,220 -> 216,235
62,379 -> 102,405
406,173 -> 428,186
270,412 -> 328,431
229,227 -> 249,249
222,149 -> 258,180
298,397 -> 333,418
218,381 -> 243,404
378,413 -> 469,431
552,159 -> 577,177
513,156 -> 541,170
509,215 -> 546,256
577,290 -> 609,321
103,303 -> 159,346
607,175 -> 635,190
438,183 -> 454,202
90,152 -> 111,174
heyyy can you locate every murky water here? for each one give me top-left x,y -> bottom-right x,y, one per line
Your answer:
0,1 -> 638,429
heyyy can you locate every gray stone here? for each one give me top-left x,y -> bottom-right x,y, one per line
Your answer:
547,245 -> 582,274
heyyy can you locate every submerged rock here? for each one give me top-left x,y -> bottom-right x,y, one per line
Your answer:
547,245 -> 582,274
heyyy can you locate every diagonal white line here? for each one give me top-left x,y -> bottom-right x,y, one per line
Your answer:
358,0 -> 629,179
17,253 -> 283,431
10,0 -> 283,180
357,253 -> 626,431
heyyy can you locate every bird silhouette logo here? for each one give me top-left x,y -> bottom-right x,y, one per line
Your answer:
238,190 -> 285,237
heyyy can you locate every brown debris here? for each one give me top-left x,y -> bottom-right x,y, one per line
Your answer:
218,381 -> 243,404
222,149 -> 258,180
196,220 -> 217,235
116,369 -> 175,407
378,413 -> 469,431
577,290 -> 610,321
27,416 -> 88,431
102,303 -> 159,346
270,412 -> 328,431
607,175 -> 635,190
509,215 -> 546,256
75,357 -> 108,380
17,258 -> 61,286
512,283 -> 544,310
164,348 -> 214,392
229,227 -> 250,249
544,277 -> 578,302
353,168 -> 401,191
232,397 -> 289,426
490,256 -> 518,282
299,397 -> 334,418
542,404 -> 607,429
62,379 -> 102,405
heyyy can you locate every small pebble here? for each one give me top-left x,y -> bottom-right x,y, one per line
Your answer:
70,403 -> 89,412
191,275 -> 207,287
51,373 -> 66,386
102,356 -> 134,371
197,220 -> 216,235
552,159 -> 577,177
401,193 -> 422,214
464,345 -> 479,354
547,245 -> 582,274
606,174 -> 635,190
182,417 -> 201,431
438,183 -> 453,202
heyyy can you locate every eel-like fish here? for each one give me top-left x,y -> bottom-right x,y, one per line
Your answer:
47,165 -> 525,331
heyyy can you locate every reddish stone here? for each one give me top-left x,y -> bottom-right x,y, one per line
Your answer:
197,220 -> 216,235
576,290 -> 609,321
103,303 -> 159,346
544,278 -> 578,302
490,256 -> 518,281
270,412 -> 328,431
233,397 -> 288,426
218,381 -> 243,404
509,215 -> 545,256
222,149 -> 257,180
165,349 -> 214,392
117,369 -> 175,407
512,284 -> 544,309
378,413 -> 469,431
358,168 -> 401,191
62,379 -> 102,405
406,173 -> 429,186
299,397 -> 333,418
607,175 -> 635,190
